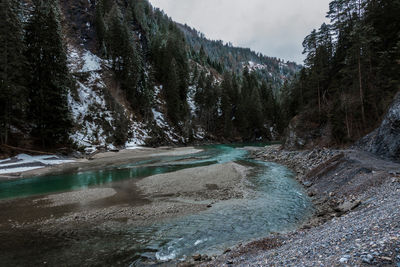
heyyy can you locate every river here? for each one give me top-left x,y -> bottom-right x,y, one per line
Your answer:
0,144 -> 314,265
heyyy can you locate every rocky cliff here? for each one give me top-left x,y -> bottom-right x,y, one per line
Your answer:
358,92 -> 400,162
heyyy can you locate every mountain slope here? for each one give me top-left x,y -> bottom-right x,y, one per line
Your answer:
1,0 -> 301,154
178,23 -> 301,90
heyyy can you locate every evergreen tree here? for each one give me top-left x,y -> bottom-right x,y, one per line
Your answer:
283,0 -> 400,144
25,0 -> 72,147
165,59 -> 180,124
95,0 -> 107,56
0,0 -> 27,144
221,72 -> 233,137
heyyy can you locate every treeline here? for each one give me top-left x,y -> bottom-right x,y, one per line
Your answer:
95,0 -> 280,141
178,23 -> 300,89
281,0 -> 400,144
0,0 -> 72,147
95,0 -> 191,127
192,67 -> 278,140
1,0 -> 291,149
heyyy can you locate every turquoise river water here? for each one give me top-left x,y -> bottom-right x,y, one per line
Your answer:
0,145 -> 314,265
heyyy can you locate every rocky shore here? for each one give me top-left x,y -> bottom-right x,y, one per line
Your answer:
195,145 -> 400,266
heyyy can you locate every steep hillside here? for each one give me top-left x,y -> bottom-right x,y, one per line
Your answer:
280,0 -> 400,149
1,0 -> 301,155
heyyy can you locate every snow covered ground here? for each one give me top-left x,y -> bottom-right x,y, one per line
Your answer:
67,46 -> 150,151
0,154 -> 74,175
67,46 -> 114,151
152,86 -> 183,143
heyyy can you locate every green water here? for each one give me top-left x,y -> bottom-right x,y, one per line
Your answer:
0,144 -> 314,265
0,144 -> 248,199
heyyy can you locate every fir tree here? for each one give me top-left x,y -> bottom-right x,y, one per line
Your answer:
0,0 -> 27,144
221,72 -> 233,137
25,0 -> 72,147
165,59 -> 180,124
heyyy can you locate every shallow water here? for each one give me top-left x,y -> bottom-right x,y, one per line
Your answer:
0,144 -> 314,265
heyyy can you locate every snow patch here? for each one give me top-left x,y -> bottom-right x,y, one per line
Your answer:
0,154 -> 74,175
81,51 -> 102,72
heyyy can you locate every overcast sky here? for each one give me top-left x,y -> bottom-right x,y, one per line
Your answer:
149,0 -> 331,64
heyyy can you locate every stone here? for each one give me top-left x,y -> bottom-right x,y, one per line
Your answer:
335,200 -> 361,213
339,255 -> 350,263
303,181 -> 313,188
223,248 -> 231,254
361,254 -> 374,264
380,256 -> 392,262
192,254 -> 202,261
358,92 -> 400,162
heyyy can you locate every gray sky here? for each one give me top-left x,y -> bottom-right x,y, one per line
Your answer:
149,0 -> 331,64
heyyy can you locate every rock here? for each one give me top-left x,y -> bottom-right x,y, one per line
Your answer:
308,191 -> 316,197
361,254 -> 374,264
223,248 -> 231,254
335,200 -> 361,213
339,255 -> 350,263
380,256 -> 392,262
192,254 -> 202,261
303,181 -> 313,188
358,92 -> 400,162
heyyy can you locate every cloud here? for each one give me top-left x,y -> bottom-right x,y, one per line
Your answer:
149,0 -> 331,63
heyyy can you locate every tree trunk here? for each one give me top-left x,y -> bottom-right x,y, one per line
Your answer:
317,79 -> 321,115
358,54 -> 366,126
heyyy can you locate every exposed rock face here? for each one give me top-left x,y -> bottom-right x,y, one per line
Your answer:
283,114 -> 332,150
359,92 -> 400,162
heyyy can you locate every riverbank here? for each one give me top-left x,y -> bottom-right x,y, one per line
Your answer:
0,146 -> 203,180
0,146 -> 253,266
198,145 -> 400,266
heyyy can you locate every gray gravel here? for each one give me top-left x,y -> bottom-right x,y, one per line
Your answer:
200,146 -> 400,267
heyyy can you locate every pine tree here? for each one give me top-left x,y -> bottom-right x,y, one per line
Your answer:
25,0 -> 72,147
0,0 -> 27,144
221,72 -> 233,137
95,0 -> 107,56
165,59 -> 180,124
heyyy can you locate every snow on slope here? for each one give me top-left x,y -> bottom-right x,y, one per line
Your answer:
152,86 -> 183,143
67,46 -> 114,150
0,154 -> 74,175
67,46 -> 151,151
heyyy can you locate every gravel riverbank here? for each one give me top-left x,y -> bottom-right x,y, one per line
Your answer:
196,145 -> 400,266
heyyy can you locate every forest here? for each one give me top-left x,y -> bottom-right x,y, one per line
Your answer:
280,0 -> 400,147
1,0 -> 399,151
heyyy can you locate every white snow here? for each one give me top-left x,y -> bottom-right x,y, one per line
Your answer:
0,154 -> 74,175
151,86 -> 182,143
244,61 -> 267,72
67,46 -> 114,149
68,74 -> 113,148
126,120 -> 149,147
81,51 -> 102,72
187,85 -> 197,116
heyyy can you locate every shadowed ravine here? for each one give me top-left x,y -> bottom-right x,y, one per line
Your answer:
0,145 -> 314,265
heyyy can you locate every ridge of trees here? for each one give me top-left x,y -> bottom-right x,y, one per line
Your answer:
281,0 -> 400,145
1,0 -> 72,148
